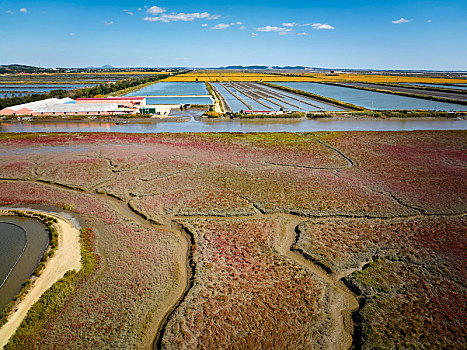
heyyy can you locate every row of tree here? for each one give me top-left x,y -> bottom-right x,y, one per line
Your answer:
0,74 -> 171,110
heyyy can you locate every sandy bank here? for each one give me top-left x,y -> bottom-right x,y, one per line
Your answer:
0,209 -> 81,348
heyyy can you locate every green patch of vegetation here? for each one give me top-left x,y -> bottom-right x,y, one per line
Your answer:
203,111 -> 305,118
119,113 -> 153,119
200,132 -> 315,146
307,110 -> 465,119
351,259 -> 386,290
203,111 -> 225,118
4,227 -> 99,349
63,204 -> 74,211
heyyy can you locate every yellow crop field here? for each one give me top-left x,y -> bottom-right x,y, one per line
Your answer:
163,71 -> 467,84
305,73 -> 467,84
162,71 -> 321,82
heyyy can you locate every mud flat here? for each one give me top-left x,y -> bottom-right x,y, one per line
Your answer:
0,131 -> 464,348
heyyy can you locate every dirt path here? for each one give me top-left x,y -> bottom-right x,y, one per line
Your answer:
209,84 -> 229,113
141,224 -> 190,350
0,209 -> 81,348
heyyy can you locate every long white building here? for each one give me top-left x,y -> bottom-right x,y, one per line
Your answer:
0,97 -> 146,116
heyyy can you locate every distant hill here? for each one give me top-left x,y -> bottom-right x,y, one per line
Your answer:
220,65 -> 268,70
0,64 -> 55,74
219,65 -> 310,70
85,65 -> 114,69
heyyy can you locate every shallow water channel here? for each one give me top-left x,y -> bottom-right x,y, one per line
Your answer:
0,116 -> 466,133
0,216 -> 49,312
277,82 -> 467,111
400,83 -> 467,90
213,82 -> 344,112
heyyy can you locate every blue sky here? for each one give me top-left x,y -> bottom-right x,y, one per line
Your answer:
1,0 -> 466,69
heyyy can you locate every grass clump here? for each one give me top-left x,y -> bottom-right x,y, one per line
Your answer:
203,111 -> 305,118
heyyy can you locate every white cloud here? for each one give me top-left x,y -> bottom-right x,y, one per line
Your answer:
427,19 -> 432,23
6,10 -> 13,15
251,32 -> 257,38
146,6 -> 166,15
202,23 -> 208,27
211,22 -> 244,30
69,32 -> 75,36
123,9 -> 134,16
20,8 -> 27,13
283,22 -> 298,27
297,32 -> 308,36
104,21 -> 114,25
256,25 -> 292,32
279,31 -> 293,35
212,23 -> 230,30
392,18 -> 411,24
144,12 -> 220,22
312,23 -> 334,30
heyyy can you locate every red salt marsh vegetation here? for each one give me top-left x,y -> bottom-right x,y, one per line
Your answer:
0,131 -> 465,349
162,218 -> 328,349
297,216 -> 466,349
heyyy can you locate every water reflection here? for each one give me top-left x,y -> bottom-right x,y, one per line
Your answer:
278,82 -> 467,111
1,117 -> 466,133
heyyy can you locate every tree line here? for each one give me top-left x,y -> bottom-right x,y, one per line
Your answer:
0,74 -> 171,110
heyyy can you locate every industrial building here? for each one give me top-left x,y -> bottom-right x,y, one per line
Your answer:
0,97 -> 147,116
75,97 -> 146,108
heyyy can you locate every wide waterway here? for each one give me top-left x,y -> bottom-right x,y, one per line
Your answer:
0,116 -> 466,133
0,216 -> 49,312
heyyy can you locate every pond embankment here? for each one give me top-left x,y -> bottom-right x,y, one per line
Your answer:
0,209 -> 81,348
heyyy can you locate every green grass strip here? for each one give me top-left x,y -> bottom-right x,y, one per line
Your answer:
4,227 -> 99,349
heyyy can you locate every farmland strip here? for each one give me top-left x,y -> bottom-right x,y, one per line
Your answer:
260,82 -> 364,111
251,83 -> 325,109
219,83 -> 253,110
236,83 -> 305,110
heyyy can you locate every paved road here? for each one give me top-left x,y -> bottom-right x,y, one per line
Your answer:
338,82 -> 467,101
